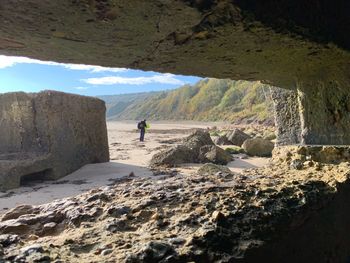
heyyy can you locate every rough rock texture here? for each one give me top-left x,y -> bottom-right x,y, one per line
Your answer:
213,135 -> 231,146
151,130 -> 232,166
0,1 -> 349,145
1,147 -> 350,262
271,86 -> 350,145
182,130 -> 214,153
298,82 -> 350,145
262,130 -> 276,141
150,145 -> 195,167
271,87 -> 302,145
272,145 -> 350,165
0,0 -> 348,88
198,145 -> 233,165
242,138 -> 274,157
226,129 -> 251,146
197,163 -> 233,177
0,91 -> 109,190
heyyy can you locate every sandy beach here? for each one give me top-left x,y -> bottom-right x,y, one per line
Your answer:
0,121 -> 269,214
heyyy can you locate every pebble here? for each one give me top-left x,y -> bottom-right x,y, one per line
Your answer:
211,211 -> 225,222
169,237 -> 186,245
21,244 -> 44,256
101,248 -> 113,256
0,234 -> 19,247
290,159 -> 303,170
107,205 -> 131,217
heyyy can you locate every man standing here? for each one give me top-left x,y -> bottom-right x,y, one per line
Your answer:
137,119 -> 148,142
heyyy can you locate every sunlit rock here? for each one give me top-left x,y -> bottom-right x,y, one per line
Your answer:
0,91 -> 109,190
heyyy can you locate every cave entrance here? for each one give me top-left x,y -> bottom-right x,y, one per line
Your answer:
20,169 -> 53,186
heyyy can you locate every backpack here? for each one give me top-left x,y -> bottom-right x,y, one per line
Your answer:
137,122 -> 145,129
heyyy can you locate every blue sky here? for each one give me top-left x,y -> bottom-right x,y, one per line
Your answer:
0,56 -> 202,96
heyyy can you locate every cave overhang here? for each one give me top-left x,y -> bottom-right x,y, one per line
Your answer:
1,0 -> 349,145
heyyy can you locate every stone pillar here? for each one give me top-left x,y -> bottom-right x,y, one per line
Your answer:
298,81 -> 350,145
270,87 -> 302,145
271,81 -> 350,146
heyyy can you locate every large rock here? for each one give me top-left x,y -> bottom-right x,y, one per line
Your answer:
242,138 -> 274,157
226,129 -> 251,147
150,145 -> 195,167
151,130 -> 232,166
198,145 -> 233,165
213,135 -> 232,146
182,130 -> 214,152
0,91 -> 109,190
197,163 -> 233,177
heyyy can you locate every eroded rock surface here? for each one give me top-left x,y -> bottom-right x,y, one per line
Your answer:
0,0 -> 349,89
242,138 -> 274,157
0,91 -> 109,190
150,130 -> 232,166
271,86 -> 350,145
1,146 -> 350,262
227,129 -> 251,147
213,135 -> 231,146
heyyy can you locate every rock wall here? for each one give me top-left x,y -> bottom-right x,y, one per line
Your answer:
271,81 -> 350,146
243,181 -> 350,263
298,80 -> 350,145
271,87 -> 302,145
0,91 -> 109,190
272,145 -> 350,165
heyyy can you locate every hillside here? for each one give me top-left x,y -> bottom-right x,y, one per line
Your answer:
98,79 -> 274,124
98,92 -> 159,119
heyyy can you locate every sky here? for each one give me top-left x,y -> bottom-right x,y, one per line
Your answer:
0,55 -> 202,96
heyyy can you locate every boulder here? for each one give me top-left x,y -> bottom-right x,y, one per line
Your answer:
182,129 -> 214,152
198,145 -> 233,165
225,146 -> 245,154
0,91 -> 109,190
150,145 -> 195,167
197,163 -> 232,176
227,129 -> 251,146
242,138 -> 274,157
213,135 -> 232,145
263,131 -> 277,141
150,130 -> 227,166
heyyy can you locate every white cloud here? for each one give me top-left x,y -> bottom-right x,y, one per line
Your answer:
82,73 -> 185,86
0,55 -> 127,73
0,56 -> 56,69
74,86 -> 89,90
62,64 -> 127,73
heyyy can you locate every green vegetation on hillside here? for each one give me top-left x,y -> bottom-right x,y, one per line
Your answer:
99,79 -> 274,124
98,92 -> 159,118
